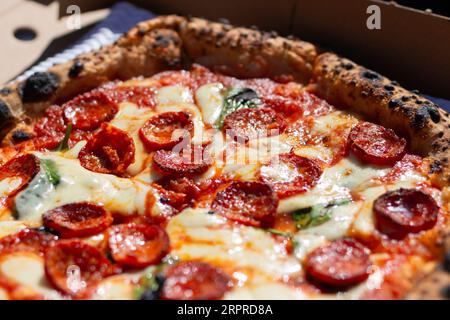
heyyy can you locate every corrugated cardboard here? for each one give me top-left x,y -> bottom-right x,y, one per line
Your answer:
1,0 -> 449,98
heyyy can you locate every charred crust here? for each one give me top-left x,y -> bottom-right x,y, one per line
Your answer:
341,62 -> 354,70
11,129 -> 33,142
426,105 -> 441,123
217,18 -> 230,25
19,72 -> 59,103
68,60 -> 84,78
388,98 -> 402,109
361,70 -> 381,81
0,88 -> 12,96
0,100 -> 13,124
411,106 -> 430,129
430,160 -> 443,174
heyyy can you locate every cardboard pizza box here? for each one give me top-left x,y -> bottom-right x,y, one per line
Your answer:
1,0 -> 449,98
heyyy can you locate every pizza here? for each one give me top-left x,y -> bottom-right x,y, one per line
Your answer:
0,16 -> 448,300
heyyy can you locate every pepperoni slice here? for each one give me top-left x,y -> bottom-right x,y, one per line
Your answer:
305,239 -> 371,287
139,112 -> 193,151
44,240 -> 115,296
108,224 -> 170,268
373,188 -> 439,239
0,154 -> 39,196
34,104 -> 66,137
161,261 -> 231,300
211,181 -> 278,228
106,86 -> 156,108
259,153 -> 322,198
151,183 -> 188,211
63,90 -> 118,131
163,177 -> 201,201
78,123 -> 135,175
223,107 -> 285,142
153,146 -> 212,176
348,122 -> 406,165
43,203 -> 113,238
0,229 -> 57,255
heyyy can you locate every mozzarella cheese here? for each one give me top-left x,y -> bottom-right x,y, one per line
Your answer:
0,252 -> 62,299
14,152 -> 172,223
0,221 -> 29,238
109,102 -> 156,176
167,209 -> 301,278
89,274 -> 141,300
195,83 -> 224,125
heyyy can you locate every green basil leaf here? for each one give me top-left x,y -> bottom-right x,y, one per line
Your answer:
133,266 -> 159,299
41,159 -> 60,186
215,87 -> 261,129
14,160 -> 60,221
292,198 -> 352,230
267,228 -> 292,237
54,123 -> 72,152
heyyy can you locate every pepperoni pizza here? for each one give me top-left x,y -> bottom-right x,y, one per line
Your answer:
0,16 -> 448,300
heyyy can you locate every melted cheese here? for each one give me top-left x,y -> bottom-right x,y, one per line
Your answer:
195,83 -> 224,125
0,287 -> 7,300
109,102 -> 155,176
167,208 -> 301,284
0,221 -> 29,238
0,252 -> 61,299
0,178 -> 22,197
220,135 -> 292,181
14,152 -> 171,223
89,274 -> 140,300
157,84 -> 192,104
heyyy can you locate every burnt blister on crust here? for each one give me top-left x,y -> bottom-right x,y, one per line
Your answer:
412,106 -> 431,130
11,129 -> 33,143
68,60 -> 84,78
0,100 -> 13,124
426,105 -> 441,123
20,72 -> 59,103
147,29 -> 183,67
0,88 -> 12,96
361,70 -> 381,81
430,160 -> 442,174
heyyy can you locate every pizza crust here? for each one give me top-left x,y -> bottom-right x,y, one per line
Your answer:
312,52 -> 450,188
0,15 -> 317,139
0,15 -> 448,299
